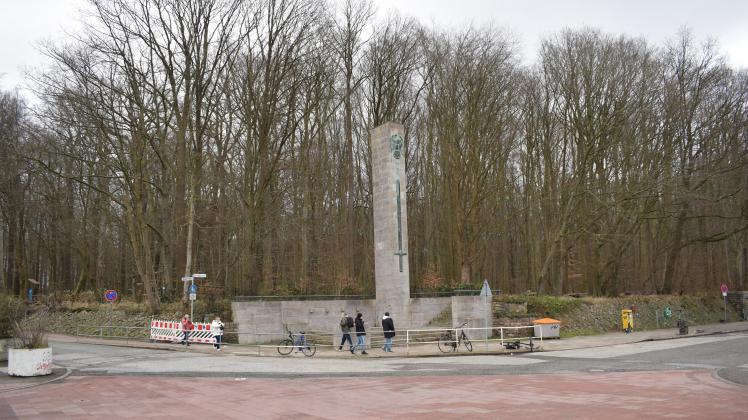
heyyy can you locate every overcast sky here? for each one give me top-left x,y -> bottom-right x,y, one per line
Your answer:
1,0 -> 746,99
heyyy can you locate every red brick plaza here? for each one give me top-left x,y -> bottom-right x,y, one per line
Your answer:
2,370 -> 746,419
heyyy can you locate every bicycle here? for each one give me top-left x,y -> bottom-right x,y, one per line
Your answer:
437,322 -> 473,353
277,326 -> 316,357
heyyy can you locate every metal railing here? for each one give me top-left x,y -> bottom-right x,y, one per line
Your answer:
404,325 -> 541,355
232,294 -> 375,302
233,290 -> 485,301
75,325 -> 151,343
76,322 -> 542,356
410,289 -> 483,297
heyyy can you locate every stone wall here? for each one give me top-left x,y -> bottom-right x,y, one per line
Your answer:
232,295 -> 491,344
231,299 -> 377,344
451,295 -> 493,340
408,297 -> 452,327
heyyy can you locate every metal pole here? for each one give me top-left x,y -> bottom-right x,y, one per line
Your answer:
724,295 -> 727,322
190,278 -> 194,320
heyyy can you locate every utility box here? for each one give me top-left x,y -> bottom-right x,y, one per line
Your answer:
621,309 -> 634,333
532,318 -> 561,338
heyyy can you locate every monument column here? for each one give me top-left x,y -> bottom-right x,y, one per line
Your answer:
370,123 -> 410,322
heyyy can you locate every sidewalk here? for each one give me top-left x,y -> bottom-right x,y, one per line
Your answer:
46,320 -> 748,358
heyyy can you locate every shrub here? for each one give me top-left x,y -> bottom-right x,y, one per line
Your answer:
528,295 -> 584,318
11,305 -> 49,349
0,294 -> 17,338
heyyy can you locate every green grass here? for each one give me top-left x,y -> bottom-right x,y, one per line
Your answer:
527,295 -> 585,318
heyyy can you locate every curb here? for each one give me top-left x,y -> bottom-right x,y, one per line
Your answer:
0,366 -> 72,394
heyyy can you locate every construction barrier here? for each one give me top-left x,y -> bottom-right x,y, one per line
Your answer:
150,319 -> 216,344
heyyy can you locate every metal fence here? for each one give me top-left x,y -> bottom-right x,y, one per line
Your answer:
75,325 -> 151,343
76,322 -> 542,356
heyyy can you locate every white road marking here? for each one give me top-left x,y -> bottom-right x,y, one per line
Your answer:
536,335 -> 745,359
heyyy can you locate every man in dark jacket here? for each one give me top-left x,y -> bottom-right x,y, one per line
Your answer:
381,312 -> 395,352
353,313 -> 368,355
338,312 -> 354,353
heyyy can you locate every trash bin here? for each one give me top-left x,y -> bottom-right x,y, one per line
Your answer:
532,318 -> 561,338
621,309 -> 633,333
677,319 -> 688,335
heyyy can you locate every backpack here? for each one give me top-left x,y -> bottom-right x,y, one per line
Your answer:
346,316 -> 354,328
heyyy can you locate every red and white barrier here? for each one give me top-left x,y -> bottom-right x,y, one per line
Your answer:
150,319 -> 217,344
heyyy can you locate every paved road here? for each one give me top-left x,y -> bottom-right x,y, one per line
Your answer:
46,332 -> 748,383
1,332 -> 746,419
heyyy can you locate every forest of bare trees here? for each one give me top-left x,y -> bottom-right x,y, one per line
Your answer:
1,0 -> 747,312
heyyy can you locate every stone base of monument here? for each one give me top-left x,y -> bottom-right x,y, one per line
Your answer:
232,295 -> 492,344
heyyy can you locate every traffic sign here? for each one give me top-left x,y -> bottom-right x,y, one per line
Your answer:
721,284 -> 728,296
189,283 -> 198,294
181,276 -> 193,282
193,273 -> 207,278
189,293 -> 196,301
104,289 -> 118,302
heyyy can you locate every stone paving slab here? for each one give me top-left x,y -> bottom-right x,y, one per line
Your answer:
1,370 -> 746,419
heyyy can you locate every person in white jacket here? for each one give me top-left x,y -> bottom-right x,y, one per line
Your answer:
211,316 -> 224,351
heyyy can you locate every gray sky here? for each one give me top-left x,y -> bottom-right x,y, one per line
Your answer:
1,0 -> 746,99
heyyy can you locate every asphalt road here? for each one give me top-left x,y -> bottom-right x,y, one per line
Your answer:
3,333 -> 747,419
49,332 -> 748,385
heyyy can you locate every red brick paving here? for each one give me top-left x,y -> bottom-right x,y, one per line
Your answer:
1,370 -> 746,419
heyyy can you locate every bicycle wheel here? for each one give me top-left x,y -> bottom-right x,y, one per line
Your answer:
462,334 -> 473,352
438,334 -> 455,353
277,338 -> 294,355
301,341 -> 317,357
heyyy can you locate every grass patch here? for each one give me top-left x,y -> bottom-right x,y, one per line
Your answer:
527,295 -> 585,318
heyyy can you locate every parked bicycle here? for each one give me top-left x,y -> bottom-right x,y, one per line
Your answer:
277,326 -> 316,357
437,322 -> 473,353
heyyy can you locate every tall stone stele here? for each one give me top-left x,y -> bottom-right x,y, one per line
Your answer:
370,122 -> 410,321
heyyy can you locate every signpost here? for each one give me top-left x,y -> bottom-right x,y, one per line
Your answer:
104,289 -> 118,336
721,284 -> 729,322
181,274 -> 206,320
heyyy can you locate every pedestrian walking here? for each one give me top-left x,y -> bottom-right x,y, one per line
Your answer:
353,313 -> 368,355
381,312 -> 395,352
181,314 -> 194,346
338,312 -> 354,353
211,316 -> 224,351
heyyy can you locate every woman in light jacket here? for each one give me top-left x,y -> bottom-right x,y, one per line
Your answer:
211,316 -> 224,351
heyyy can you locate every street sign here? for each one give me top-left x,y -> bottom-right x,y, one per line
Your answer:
720,284 -> 728,297
181,276 -> 193,282
189,283 -> 198,294
193,273 -> 207,278
104,289 -> 118,302
189,293 -> 196,301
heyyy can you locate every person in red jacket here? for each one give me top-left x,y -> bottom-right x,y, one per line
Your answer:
181,314 -> 194,346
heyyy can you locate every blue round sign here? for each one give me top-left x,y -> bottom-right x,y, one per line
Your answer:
104,290 -> 118,302
189,284 -> 198,294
